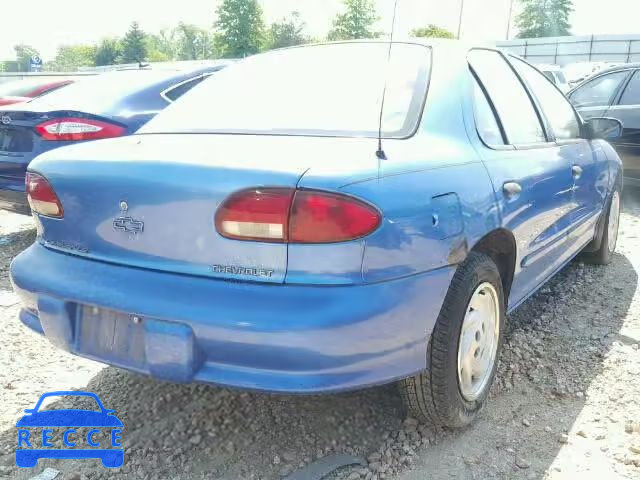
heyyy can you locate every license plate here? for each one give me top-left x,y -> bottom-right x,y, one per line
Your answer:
76,306 -> 146,369
0,127 -> 32,153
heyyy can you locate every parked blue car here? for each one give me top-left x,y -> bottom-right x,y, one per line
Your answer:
15,391 -> 123,468
0,63 -> 228,214
10,41 -> 623,428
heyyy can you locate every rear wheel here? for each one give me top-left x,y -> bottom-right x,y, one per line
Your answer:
583,189 -> 621,265
399,252 -> 505,428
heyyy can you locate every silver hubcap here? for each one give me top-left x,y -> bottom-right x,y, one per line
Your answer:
457,282 -> 500,402
607,191 -> 620,253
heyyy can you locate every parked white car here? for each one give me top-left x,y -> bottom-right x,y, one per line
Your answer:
537,64 -> 570,93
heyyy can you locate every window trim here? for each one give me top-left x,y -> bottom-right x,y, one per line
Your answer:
507,55 -> 585,146
160,73 -> 214,104
503,54 -> 556,144
468,48 -> 549,150
469,67 -> 513,150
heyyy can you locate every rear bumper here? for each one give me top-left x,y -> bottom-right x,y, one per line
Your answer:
0,186 -> 29,214
10,243 -> 454,393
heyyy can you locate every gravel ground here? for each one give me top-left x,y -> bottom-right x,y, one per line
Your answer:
0,190 -> 639,480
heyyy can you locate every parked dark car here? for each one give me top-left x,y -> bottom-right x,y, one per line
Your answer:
568,63 -> 640,188
0,64 -> 228,214
0,78 -> 74,106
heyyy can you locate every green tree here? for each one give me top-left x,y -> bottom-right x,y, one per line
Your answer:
46,45 -> 96,71
516,0 -> 573,38
146,29 -> 177,62
411,24 -> 455,39
214,0 -> 265,58
120,21 -> 148,63
95,38 -> 122,66
175,23 -> 216,60
264,11 -> 309,50
14,44 -> 40,71
327,0 -> 379,41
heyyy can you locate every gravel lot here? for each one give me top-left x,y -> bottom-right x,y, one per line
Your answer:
1,191 -> 639,480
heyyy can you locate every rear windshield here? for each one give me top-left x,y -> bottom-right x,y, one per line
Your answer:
142,42 -> 431,138
29,70 -> 177,111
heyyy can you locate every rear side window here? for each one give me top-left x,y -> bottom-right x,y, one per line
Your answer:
468,49 -> 545,145
619,70 -> 640,105
569,71 -> 628,108
471,75 -> 504,146
511,57 -> 580,140
163,75 -> 209,102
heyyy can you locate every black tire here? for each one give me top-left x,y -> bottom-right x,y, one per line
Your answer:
399,252 -> 505,428
583,188 -> 621,266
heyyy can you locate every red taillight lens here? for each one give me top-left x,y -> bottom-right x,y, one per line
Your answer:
25,172 -> 63,218
35,117 -> 125,141
215,188 -> 294,242
289,190 -> 381,243
215,188 -> 381,244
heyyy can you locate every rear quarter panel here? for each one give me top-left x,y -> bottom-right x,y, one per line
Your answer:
296,47 -> 499,284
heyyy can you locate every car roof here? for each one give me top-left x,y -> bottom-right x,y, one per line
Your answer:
567,62 -> 640,95
9,64 -> 228,115
278,38 -> 489,53
586,62 -> 640,76
268,39 -> 487,70
0,77 -> 72,97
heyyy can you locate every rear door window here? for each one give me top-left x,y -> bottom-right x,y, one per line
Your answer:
568,71 -> 629,108
618,70 -> 640,106
468,49 -> 546,145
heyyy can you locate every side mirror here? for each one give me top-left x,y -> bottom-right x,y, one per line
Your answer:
584,117 -> 623,140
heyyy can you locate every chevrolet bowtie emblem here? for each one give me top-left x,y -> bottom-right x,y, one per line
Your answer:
113,216 -> 144,234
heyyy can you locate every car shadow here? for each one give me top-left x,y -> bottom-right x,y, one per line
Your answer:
398,250 -> 638,479
0,240 -> 637,479
622,187 -> 640,218
0,228 -> 36,291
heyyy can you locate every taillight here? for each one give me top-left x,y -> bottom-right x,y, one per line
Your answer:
215,188 -> 381,243
25,172 -> 63,218
35,117 -> 125,141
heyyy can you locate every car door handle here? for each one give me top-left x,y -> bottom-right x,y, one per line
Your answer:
502,182 -> 522,198
572,165 -> 583,179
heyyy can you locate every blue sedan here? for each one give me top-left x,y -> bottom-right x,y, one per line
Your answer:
10,41 -> 623,428
0,63 -> 228,214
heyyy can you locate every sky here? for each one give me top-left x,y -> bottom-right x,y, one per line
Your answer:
2,0 -> 640,60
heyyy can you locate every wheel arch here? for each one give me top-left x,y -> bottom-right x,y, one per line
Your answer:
467,228 -> 517,306
584,170 -> 622,253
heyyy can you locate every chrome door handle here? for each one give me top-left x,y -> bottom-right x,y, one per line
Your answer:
572,165 -> 583,179
503,181 -> 522,198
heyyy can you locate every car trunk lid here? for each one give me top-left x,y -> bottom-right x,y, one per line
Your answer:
32,134 -> 378,283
